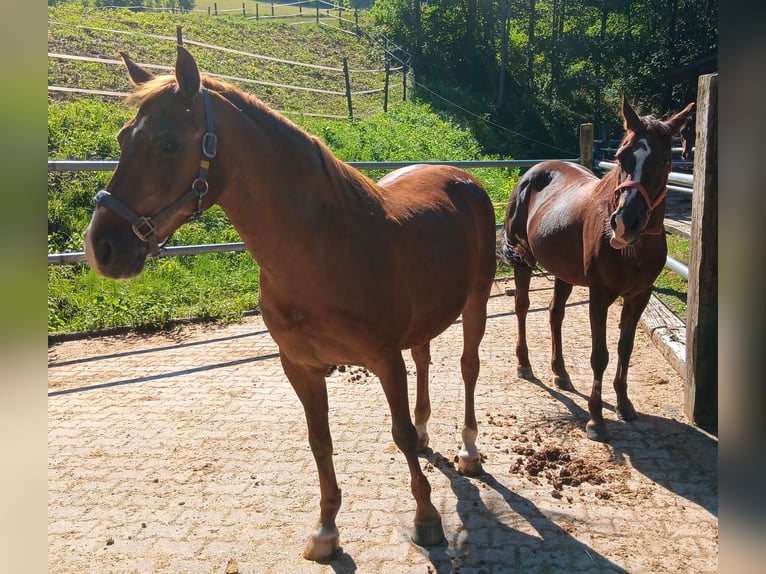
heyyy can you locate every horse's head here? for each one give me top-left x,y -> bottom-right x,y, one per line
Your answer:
84,46 -> 219,278
680,111 -> 696,160
608,96 -> 695,249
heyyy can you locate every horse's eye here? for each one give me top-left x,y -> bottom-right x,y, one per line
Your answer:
160,138 -> 179,154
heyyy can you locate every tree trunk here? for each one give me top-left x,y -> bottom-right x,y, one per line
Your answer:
594,0 -> 608,131
527,0 -> 537,88
496,0 -> 510,107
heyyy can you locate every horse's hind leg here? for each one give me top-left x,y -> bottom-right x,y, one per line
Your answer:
280,353 -> 341,561
550,278 -> 574,391
411,343 -> 431,452
368,350 -> 444,546
513,265 -> 534,379
456,286 -> 490,476
612,291 -> 652,422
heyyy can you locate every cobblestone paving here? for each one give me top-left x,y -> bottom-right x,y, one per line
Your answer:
48,276 -> 718,573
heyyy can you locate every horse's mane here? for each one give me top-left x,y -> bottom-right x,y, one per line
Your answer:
126,75 -> 388,215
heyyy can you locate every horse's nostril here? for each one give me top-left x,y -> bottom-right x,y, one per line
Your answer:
96,238 -> 113,266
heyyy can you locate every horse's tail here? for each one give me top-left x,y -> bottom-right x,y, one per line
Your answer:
497,175 -> 537,268
497,229 -> 535,268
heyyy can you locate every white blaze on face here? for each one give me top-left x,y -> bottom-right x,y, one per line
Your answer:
631,138 -> 651,183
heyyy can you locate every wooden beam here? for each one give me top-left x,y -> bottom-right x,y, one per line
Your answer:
579,123 -> 593,168
684,73 -> 718,428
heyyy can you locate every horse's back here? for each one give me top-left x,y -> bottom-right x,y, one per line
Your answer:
379,164 -> 496,255
501,161 -> 598,280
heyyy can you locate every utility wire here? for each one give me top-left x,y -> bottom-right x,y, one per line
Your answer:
413,80 -> 578,157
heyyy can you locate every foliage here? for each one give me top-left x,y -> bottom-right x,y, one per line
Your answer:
370,0 -> 717,157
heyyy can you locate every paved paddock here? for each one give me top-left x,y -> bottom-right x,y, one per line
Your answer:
48,276 -> 717,573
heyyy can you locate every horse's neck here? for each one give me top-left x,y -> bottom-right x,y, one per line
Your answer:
209,96 -> 380,270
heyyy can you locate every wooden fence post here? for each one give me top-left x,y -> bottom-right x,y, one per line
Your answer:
383,61 -> 390,113
402,63 -> 407,101
579,123 -> 593,168
214,2 -> 218,15
316,6 -> 320,24
684,72 -> 718,428
342,57 -> 353,119
176,26 -> 183,46
242,3 -> 246,16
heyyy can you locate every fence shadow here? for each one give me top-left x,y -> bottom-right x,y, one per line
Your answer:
419,451 -> 628,573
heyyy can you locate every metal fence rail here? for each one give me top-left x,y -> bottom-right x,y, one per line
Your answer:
48,158 -> 692,280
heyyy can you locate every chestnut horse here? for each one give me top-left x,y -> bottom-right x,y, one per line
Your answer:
499,97 -> 694,442
83,46 -> 497,560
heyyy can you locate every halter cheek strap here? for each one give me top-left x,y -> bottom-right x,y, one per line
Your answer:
613,180 -> 667,236
93,87 -> 217,256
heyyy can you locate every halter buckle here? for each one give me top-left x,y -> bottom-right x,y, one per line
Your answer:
202,132 -> 217,159
132,217 -> 156,242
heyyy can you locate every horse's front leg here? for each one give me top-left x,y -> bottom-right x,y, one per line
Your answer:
586,290 -> 617,442
369,350 -> 444,546
411,343 -> 431,452
280,353 -> 342,561
513,265 -> 534,379
612,290 -> 653,422
550,278 -> 574,391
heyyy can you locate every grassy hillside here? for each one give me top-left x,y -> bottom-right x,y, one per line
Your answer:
48,3 -> 394,118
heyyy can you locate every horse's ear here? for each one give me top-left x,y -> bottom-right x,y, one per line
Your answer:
666,102 -> 696,136
120,52 -> 154,85
175,44 -> 200,98
621,95 -> 643,133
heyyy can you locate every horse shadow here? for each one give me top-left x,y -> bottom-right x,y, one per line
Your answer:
418,451 -> 628,573
520,373 -> 718,518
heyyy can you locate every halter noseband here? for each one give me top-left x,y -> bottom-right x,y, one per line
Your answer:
613,179 -> 667,236
93,87 -> 217,256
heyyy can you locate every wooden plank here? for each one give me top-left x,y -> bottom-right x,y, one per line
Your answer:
684,73 -> 718,427
641,294 -> 686,378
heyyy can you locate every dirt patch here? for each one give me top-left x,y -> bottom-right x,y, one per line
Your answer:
509,443 -> 611,498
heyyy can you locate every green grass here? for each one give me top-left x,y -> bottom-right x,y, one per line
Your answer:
653,232 -> 689,319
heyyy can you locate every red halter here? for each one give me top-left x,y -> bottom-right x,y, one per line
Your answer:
613,180 -> 667,235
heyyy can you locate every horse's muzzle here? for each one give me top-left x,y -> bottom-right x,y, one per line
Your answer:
84,220 -> 149,279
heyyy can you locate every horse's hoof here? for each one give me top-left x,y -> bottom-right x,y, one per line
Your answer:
586,423 -> 610,443
412,518 -> 445,547
517,366 -> 534,380
457,454 -> 483,476
553,376 -> 574,391
302,526 -> 340,562
617,402 -> 638,421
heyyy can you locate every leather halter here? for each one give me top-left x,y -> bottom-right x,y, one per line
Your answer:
93,87 -> 217,256
613,179 -> 667,236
